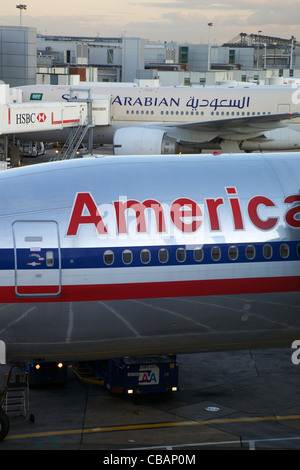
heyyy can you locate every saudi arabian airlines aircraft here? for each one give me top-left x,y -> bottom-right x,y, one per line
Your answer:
16,83 -> 300,153
0,152 -> 299,365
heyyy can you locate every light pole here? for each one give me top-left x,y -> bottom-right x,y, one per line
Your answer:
207,23 -> 213,71
256,30 -> 262,69
16,4 -> 27,26
263,43 -> 267,70
290,35 -> 295,70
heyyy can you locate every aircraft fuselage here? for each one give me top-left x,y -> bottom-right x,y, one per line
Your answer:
15,84 -> 300,152
0,153 -> 299,363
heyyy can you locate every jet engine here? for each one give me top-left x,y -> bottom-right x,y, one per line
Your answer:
113,127 -> 178,155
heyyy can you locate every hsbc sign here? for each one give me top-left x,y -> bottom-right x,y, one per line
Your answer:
37,113 -> 46,122
15,112 -> 47,124
5,101 -> 84,135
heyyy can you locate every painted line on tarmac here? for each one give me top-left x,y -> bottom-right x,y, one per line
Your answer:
5,413 -> 300,441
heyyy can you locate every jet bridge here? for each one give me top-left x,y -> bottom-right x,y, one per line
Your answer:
55,86 -> 112,159
0,99 -> 89,135
0,82 -> 111,166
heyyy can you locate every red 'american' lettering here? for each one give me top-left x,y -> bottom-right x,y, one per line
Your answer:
66,190 -> 300,236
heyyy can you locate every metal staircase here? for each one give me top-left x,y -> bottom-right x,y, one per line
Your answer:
49,86 -> 111,161
51,87 -> 97,161
55,122 -> 93,160
0,365 -> 34,422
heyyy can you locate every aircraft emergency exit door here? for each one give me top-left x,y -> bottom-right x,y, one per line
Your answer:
13,221 -> 61,297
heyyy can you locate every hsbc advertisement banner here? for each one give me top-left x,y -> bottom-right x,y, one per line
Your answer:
0,102 -> 87,135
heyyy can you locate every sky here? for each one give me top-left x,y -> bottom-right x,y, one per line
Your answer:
1,0 -> 299,44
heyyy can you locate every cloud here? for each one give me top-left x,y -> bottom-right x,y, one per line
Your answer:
247,4 -> 300,26
0,0 -> 298,43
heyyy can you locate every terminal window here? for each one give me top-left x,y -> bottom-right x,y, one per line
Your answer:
107,49 -> 114,64
179,46 -> 188,64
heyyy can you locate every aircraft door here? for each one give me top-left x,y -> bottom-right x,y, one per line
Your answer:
277,104 -> 290,113
13,221 -> 61,297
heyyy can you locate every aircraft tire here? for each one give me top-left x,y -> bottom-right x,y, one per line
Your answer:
0,407 -> 10,441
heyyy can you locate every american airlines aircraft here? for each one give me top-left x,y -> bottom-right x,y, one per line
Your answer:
0,152 -> 299,365
1,150 -> 300,439
16,83 -> 300,153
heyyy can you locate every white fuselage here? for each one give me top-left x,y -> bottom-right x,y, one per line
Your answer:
16,84 -> 300,152
0,153 -> 299,362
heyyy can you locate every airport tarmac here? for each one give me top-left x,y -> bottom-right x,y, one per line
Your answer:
1,348 -> 300,451
1,149 -> 300,453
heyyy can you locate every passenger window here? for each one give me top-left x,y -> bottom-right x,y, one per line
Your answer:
245,245 -> 255,260
46,251 -> 54,267
140,249 -> 151,264
211,246 -> 221,261
122,249 -> 133,265
228,245 -> 238,260
263,244 -> 272,259
158,248 -> 169,263
103,250 -> 114,265
193,247 -> 204,262
176,248 -> 186,263
280,244 -> 289,259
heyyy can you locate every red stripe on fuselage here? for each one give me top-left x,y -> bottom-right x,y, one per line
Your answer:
1,276 -> 299,303
16,285 -> 60,295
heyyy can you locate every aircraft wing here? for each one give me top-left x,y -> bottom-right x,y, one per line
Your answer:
158,112 -> 300,135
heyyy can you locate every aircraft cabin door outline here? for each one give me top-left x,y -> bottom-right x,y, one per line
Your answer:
12,220 -> 61,297
277,103 -> 291,113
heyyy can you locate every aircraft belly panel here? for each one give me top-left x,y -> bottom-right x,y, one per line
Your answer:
1,291 -> 300,362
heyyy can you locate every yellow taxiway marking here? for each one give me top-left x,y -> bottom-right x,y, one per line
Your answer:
5,413 -> 300,441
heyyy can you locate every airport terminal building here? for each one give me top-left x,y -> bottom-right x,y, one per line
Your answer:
0,25 -> 36,87
35,32 -> 300,86
1,24 -> 300,87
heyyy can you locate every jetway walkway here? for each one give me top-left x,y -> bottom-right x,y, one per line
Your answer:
0,82 -> 111,167
52,86 -> 112,160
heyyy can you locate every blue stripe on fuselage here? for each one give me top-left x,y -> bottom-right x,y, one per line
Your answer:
0,241 -> 299,270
